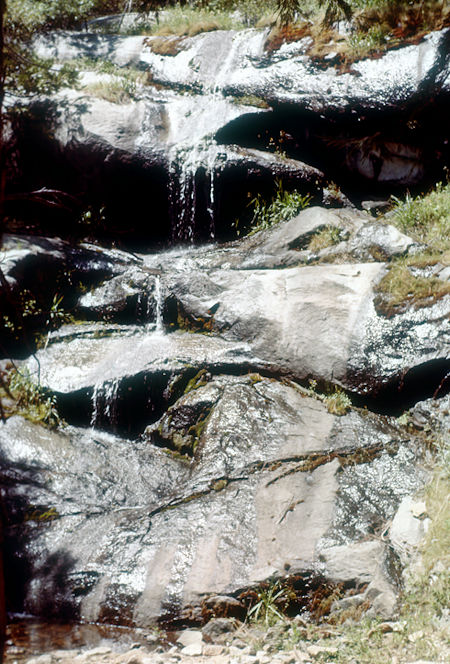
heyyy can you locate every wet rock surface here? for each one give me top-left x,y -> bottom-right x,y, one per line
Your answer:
1,18 -> 450,661
7,27 -> 449,243
1,205 -> 448,631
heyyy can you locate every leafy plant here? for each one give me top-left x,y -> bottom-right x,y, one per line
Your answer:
1,366 -> 62,428
247,180 -> 311,234
247,581 -> 290,626
324,387 -> 352,415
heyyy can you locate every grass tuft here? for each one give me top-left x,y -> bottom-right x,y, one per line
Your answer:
0,366 -> 62,429
246,180 -> 311,235
308,225 -> 343,252
375,181 -> 450,315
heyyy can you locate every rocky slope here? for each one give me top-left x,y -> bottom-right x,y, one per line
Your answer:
1,206 -> 448,634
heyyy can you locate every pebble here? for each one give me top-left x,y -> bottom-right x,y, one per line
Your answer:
202,644 -> 226,656
177,629 -> 204,647
180,643 -> 203,656
306,644 -> 338,656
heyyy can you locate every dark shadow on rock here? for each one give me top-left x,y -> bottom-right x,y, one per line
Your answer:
0,454 -> 79,620
352,358 -> 450,415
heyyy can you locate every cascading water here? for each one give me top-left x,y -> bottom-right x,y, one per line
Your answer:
161,30 -> 266,243
90,378 -> 120,430
153,273 -> 164,333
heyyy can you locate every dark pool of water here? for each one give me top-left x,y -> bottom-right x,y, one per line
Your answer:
3,617 -> 164,663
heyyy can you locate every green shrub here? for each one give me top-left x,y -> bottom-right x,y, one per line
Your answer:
247,180 -> 311,234
1,367 -> 62,428
390,182 -> 450,253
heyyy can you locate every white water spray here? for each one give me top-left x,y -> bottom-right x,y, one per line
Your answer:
90,378 -> 121,429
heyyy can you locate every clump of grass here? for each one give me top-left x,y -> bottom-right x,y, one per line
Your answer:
246,581 -> 290,626
83,76 -> 139,103
145,35 -> 187,55
375,259 -> 450,316
0,367 -> 62,429
390,182 -> 450,253
248,180 -> 311,234
375,182 -> 450,315
308,225 -> 343,252
146,6 -> 242,37
75,59 -> 150,102
324,387 -> 352,415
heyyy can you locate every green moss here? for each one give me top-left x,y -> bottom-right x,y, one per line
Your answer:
248,372 -> 264,385
25,506 -> 59,523
211,478 -> 228,492
231,94 -> 270,109
184,369 -> 209,395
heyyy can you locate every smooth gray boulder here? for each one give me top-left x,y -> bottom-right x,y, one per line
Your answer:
0,375 -> 421,625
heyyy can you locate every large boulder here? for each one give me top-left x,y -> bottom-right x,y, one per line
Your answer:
8,27 -> 447,245
0,375 -> 424,625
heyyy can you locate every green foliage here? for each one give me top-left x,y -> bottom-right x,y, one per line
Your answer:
375,182 -> 450,315
83,76 -> 139,103
324,387 -> 352,415
347,23 -> 388,58
247,179 -> 311,234
390,181 -> 450,253
308,225 -> 343,252
2,1 -> 126,102
247,581 -> 290,626
1,366 -> 62,428
0,289 -> 72,344
144,4 -> 243,36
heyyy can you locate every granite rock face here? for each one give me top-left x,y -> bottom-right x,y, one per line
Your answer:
1,208 -> 448,626
8,27 -> 448,244
1,19 -> 449,632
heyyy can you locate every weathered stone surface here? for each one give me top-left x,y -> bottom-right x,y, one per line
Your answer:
76,267 -> 159,324
20,208 -> 448,402
0,373 -> 420,626
389,496 -> 431,567
35,27 -> 449,111
11,26 -> 447,246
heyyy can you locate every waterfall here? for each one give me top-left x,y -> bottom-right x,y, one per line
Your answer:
90,379 -> 120,430
153,274 -> 164,333
162,29 -> 259,243
168,141 -> 219,242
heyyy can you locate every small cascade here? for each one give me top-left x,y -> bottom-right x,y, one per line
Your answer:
90,379 -> 121,430
143,29 -> 268,243
168,141 -> 219,242
153,274 -> 164,334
